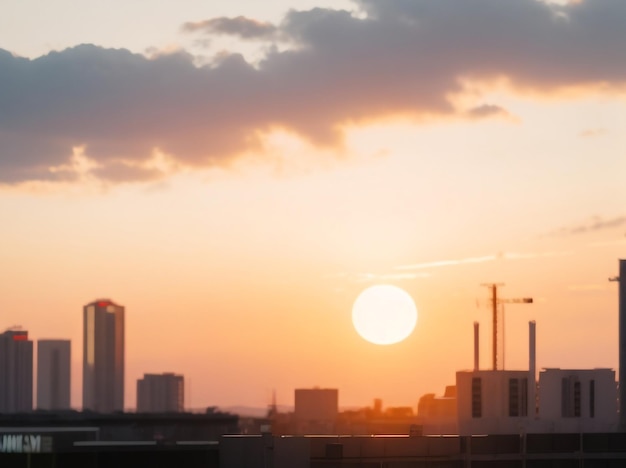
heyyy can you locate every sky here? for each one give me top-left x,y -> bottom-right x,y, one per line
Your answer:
1,0 -> 625,412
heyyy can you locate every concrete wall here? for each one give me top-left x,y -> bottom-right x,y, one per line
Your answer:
457,370 -> 533,435
538,368 -> 618,432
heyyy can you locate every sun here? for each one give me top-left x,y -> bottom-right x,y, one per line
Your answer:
352,284 -> 418,345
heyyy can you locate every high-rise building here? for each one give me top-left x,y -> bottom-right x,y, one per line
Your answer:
0,329 -> 33,413
137,373 -> 184,413
83,299 -> 125,413
37,339 -> 71,410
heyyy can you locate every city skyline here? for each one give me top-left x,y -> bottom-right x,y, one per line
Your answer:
1,0 -> 625,410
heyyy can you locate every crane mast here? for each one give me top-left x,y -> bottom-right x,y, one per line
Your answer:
481,283 -> 533,370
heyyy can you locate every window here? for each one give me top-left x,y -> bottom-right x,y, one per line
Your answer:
590,380 -> 595,418
520,378 -> 528,417
509,379 -> 519,417
561,377 -> 571,417
472,377 -> 482,418
574,381 -> 581,417
509,378 -> 528,417
562,376 -> 581,418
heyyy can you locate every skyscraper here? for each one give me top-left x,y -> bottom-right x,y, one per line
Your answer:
137,373 -> 184,413
83,299 -> 125,413
0,329 -> 33,413
37,339 -> 71,410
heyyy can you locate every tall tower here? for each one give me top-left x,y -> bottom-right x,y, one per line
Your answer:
37,339 -> 71,410
618,260 -> 626,431
0,329 -> 33,413
83,299 -> 125,413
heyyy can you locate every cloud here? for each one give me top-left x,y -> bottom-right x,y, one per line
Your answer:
578,128 -> 607,137
554,215 -> 626,235
396,255 -> 496,271
466,104 -> 509,119
396,250 -> 571,271
182,16 -> 277,39
1,0 -> 625,184
354,272 -> 428,283
324,271 -> 428,283
567,283 -> 609,292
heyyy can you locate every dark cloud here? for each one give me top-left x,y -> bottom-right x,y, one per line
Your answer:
467,104 -> 509,119
1,0 -> 625,184
182,16 -> 277,39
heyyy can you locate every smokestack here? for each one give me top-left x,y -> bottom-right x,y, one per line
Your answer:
474,322 -> 480,371
529,321 -> 536,418
609,260 -> 625,430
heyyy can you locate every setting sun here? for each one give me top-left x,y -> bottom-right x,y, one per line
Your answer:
352,284 -> 418,345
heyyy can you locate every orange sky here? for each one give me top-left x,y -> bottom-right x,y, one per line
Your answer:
0,0 -> 625,411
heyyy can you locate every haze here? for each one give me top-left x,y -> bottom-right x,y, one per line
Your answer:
1,0 -> 625,411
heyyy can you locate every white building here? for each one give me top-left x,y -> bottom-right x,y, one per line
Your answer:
457,369 -> 536,435
537,368 -> 617,432
455,320 -> 619,435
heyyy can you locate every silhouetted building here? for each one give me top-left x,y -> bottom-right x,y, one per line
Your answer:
0,329 -> 33,413
83,299 -> 124,413
336,400 -> 419,435
37,340 -> 71,410
417,385 -> 458,434
294,388 -> 338,434
137,373 -> 184,413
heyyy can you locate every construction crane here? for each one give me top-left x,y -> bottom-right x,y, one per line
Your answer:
481,283 -> 533,370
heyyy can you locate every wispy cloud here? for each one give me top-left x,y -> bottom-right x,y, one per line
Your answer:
354,272 -> 429,283
323,271 -> 428,284
567,283 -> 609,292
396,255 -> 496,271
466,104 -> 509,119
396,251 -> 571,271
182,16 -> 277,40
588,238 -> 626,248
552,215 -> 626,236
578,128 -> 607,138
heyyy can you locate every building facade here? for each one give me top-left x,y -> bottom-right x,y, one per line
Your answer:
137,373 -> 184,413
457,369 -> 533,435
83,299 -> 125,413
37,340 -> 71,410
0,329 -> 33,413
537,368 -> 617,432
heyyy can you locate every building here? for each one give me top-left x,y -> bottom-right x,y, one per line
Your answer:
83,299 -> 125,413
294,388 -> 338,434
37,340 -> 71,410
457,369 -> 534,435
537,368 -> 617,432
417,385 -> 458,434
137,373 -> 184,413
0,329 -> 33,413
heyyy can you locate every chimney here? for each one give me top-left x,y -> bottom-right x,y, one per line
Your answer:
474,322 -> 480,371
529,321 -> 536,418
617,260 -> 626,431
